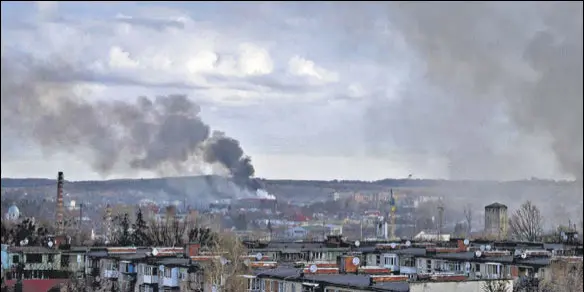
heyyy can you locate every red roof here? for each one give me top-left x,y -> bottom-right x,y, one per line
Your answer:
3,279 -> 70,292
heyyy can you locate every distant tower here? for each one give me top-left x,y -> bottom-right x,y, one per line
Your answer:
437,202 -> 444,241
389,189 -> 397,240
484,202 -> 508,239
105,204 -> 112,244
56,171 -> 65,234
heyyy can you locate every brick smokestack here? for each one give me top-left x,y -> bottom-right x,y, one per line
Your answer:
56,171 -> 65,234
105,204 -> 112,244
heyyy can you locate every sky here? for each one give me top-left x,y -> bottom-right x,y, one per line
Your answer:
1,2 -> 582,181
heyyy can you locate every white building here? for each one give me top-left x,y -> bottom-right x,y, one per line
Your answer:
5,204 -> 20,221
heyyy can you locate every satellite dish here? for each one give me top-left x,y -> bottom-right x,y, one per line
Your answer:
390,242 -> 397,249
255,253 -> 263,261
47,241 -> 54,248
19,240 -> 25,246
352,257 -> 361,266
479,245 -> 486,251
244,259 -> 251,267
152,248 -> 159,256
475,251 -> 482,258
220,257 -> 228,266
521,253 -> 527,259
463,239 -> 470,246
514,249 -> 522,256
309,264 -> 318,273
485,245 -> 492,251
405,240 -> 412,247
354,240 -> 361,247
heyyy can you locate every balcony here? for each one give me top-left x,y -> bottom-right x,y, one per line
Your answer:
399,266 -> 417,274
104,269 -> 119,278
161,276 -> 179,287
141,275 -> 158,284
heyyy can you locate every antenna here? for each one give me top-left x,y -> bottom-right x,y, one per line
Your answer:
354,240 -> 361,247
220,257 -> 228,266
309,264 -> 318,274
352,257 -> 361,266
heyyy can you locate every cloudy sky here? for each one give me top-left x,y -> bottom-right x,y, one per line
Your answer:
1,2 -> 581,181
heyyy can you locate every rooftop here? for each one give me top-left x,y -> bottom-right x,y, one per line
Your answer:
485,202 -> 508,209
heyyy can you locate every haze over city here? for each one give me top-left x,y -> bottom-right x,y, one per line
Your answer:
2,2 -> 582,182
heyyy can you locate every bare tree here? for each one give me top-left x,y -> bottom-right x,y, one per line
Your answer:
203,232 -> 250,292
509,200 -> 543,242
540,261 -> 583,292
482,280 -> 510,292
464,203 -> 473,237
148,218 -> 188,246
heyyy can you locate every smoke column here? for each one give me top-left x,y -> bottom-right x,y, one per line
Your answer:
0,56 -> 259,190
327,2 -> 583,181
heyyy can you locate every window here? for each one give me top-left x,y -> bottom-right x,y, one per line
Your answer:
278,281 -> 285,292
401,257 -> 415,267
164,267 -> 171,278
290,283 -> 297,292
12,255 -> 19,264
26,254 -> 42,263
47,254 -> 55,263
383,254 -> 397,266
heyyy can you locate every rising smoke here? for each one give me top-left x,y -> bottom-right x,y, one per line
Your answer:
330,2 -> 583,181
0,55 -> 260,191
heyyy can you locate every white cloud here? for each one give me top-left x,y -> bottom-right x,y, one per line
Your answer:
287,55 -> 339,83
108,46 -> 140,69
237,43 -> 273,76
36,1 -> 58,16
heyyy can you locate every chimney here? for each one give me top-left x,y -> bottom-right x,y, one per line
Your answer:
105,204 -> 112,244
56,171 -> 65,234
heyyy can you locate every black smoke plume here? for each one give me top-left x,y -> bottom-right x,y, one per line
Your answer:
0,56 -> 259,190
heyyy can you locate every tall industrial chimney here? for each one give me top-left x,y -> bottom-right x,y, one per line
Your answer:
56,171 -> 65,234
105,204 -> 112,244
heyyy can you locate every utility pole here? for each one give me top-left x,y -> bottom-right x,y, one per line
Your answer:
322,219 -> 326,241
437,204 -> 444,242
360,217 -> 363,241
79,203 -> 83,228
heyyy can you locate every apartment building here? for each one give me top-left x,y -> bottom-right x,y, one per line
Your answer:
1,237 -> 581,292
